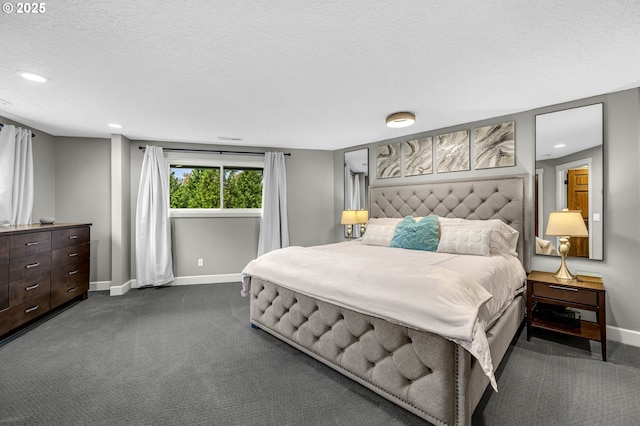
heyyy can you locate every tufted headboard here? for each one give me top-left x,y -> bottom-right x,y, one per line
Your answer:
370,175 -> 530,271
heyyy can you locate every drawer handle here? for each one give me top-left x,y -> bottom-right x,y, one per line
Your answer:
549,285 -> 578,292
68,252 -> 79,257
25,283 -> 40,291
25,305 -> 39,314
25,262 -> 40,269
69,235 -> 79,240
67,287 -> 78,293
68,269 -> 79,275
26,241 -> 41,246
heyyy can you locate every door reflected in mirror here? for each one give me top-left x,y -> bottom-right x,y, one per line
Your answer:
535,103 -> 603,260
344,149 -> 369,238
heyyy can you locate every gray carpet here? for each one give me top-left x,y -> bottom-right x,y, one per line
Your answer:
1,283 -> 639,426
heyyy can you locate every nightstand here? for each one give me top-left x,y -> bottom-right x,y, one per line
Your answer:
526,270 -> 607,361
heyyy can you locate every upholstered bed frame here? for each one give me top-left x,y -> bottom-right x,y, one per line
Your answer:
249,175 -> 530,426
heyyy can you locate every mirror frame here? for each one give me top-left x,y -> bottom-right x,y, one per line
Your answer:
534,103 -> 604,260
344,148 -> 369,238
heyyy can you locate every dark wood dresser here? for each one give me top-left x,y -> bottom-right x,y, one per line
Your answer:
0,223 -> 91,337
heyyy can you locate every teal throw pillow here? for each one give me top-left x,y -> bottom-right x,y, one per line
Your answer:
389,215 -> 440,251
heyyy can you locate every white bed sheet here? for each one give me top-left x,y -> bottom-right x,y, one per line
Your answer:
242,240 -> 526,390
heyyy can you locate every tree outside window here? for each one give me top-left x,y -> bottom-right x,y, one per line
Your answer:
169,165 -> 262,209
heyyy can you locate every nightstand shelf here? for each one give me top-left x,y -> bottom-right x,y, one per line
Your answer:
530,317 -> 601,341
527,270 -> 607,361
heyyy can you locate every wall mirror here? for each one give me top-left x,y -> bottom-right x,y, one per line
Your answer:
535,103 -> 603,260
344,148 -> 369,237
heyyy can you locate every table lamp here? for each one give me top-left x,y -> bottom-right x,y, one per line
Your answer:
340,210 -> 359,239
545,209 -> 589,280
356,210 -> 369,235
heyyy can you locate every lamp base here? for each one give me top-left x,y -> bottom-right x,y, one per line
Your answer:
553,236 -> 575,280
552,262 -> 576,280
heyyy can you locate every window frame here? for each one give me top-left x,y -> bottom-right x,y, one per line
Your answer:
166,152 -> 264,218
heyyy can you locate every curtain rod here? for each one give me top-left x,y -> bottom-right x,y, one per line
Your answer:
0,123 -> 36,138
138,146 -> 291,156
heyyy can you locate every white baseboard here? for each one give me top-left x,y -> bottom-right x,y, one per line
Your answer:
172,273 -> 241,286
607,325 -> 640,348
90,281 -> 112,292
110,280 -> 133,296
108,274 -> 241,296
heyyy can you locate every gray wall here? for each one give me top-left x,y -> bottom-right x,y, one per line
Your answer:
55,137 -> 112,283
333,88 -> 640,335
170,217 -> 260,276
129,141 -> 335,280
111,134 -> 131,286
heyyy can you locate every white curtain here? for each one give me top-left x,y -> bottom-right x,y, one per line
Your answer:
351,173 -> 361,238
135,145 -> 174,287
257,152 -> 289,256
0,125 -> 34,226
343,164 -> 363,238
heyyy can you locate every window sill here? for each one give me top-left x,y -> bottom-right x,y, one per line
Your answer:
170,209 -> 261,218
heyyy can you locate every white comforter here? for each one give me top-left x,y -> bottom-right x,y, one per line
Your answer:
241,240 -> 526,390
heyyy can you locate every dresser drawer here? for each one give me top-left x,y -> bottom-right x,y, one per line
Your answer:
532,281 -> 598,306
51,263 -> 89,308
0,292 -> 50,336
10,231 -> 51,258
52,227 -> 90,249
9,252 -> 52,283
9,272 -> 51,306
52,242 -> 90,266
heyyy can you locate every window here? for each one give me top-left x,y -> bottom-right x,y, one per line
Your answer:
167,153 -> 263,217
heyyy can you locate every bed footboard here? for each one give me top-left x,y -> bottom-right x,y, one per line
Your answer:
250,277 -> 481,426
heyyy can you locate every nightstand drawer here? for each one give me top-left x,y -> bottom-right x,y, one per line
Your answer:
533,281 -> 597,306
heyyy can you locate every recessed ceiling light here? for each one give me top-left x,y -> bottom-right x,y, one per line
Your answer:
386,112 -> 416,128
108,123 -> 123,129
18,72 -> 47,83
554,143 -> 566,148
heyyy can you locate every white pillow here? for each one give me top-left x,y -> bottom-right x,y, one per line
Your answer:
438,217 -> 519,257
437,227 -> 492,256
361,218 -> 402,246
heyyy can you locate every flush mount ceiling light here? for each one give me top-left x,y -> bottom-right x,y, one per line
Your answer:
386,112 -> 416,128
18,71 -> 47,83
108,123 -> 123,129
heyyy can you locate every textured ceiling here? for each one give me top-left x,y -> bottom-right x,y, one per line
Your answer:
1,1 -> 639,150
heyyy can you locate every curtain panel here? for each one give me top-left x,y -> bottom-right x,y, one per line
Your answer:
135,145 -> 174,286
257,152 -> 289,256
0,125 -> 34,226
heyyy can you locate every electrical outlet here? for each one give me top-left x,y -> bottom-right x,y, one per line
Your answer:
197,258 -> 204,267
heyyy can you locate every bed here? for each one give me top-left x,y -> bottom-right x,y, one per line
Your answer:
242,175 -> 530,426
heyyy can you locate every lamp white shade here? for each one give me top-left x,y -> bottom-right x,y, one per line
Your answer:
340,210 -> 359,225
546,209 -> 588,237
